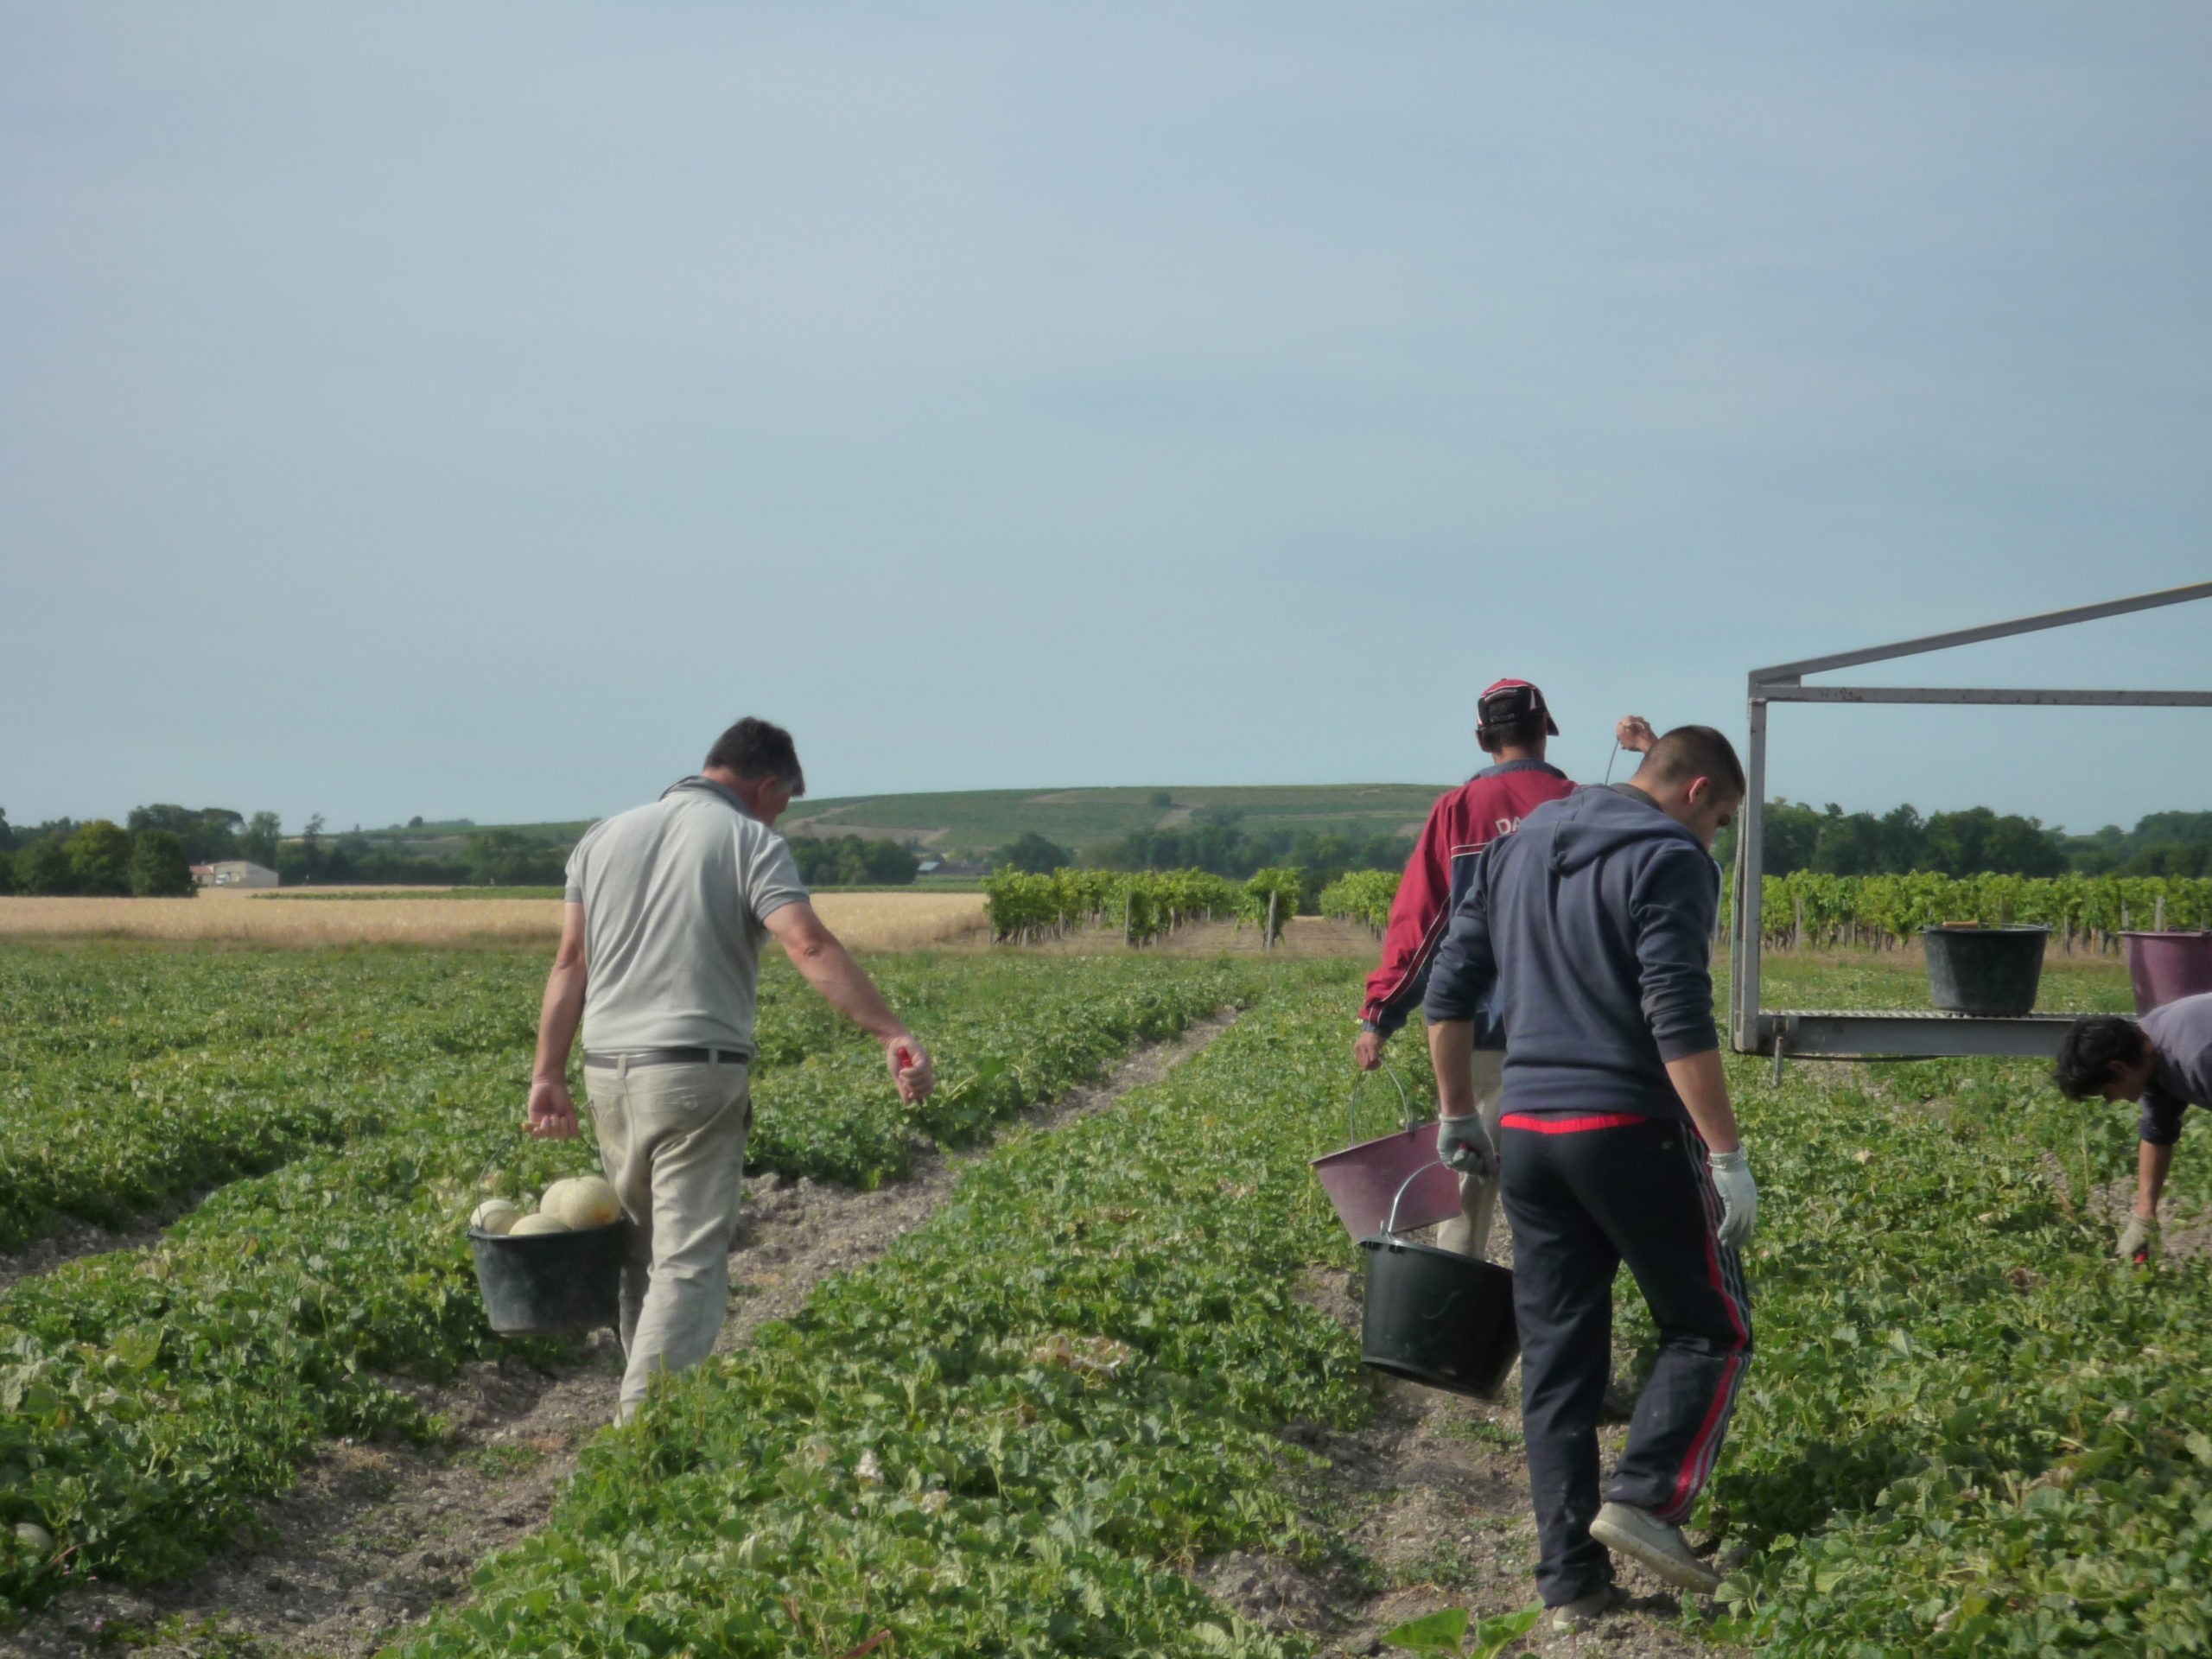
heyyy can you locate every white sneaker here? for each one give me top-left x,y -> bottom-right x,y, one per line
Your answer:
1551,1583 -> 1629,1631
1589,1502 -> 1723,1595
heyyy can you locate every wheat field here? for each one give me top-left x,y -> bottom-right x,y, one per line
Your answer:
0,890 -> 990,950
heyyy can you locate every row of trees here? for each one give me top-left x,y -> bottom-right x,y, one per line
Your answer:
985,815 -> 1413,886
0,804 -> 576,894
0,821 -> 198,897
1719,802 -> 2212,880
0,804 -> 927,895
0,805 -> 283,868
1097,811 -> 1413,880
786,836 -> 919,887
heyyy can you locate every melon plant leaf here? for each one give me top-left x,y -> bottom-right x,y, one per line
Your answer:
1382,1606 -> 1469,1654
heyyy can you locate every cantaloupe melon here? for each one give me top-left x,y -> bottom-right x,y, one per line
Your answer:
539,1174 -> 622,1230
470,1198 -> 524,1235
13,1522 -> 52,1554
506,1213 -> 571,1236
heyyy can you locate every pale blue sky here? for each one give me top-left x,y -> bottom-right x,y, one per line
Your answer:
4,3 -> 2208,836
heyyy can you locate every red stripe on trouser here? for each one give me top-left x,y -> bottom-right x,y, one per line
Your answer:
1499,1112 -> 1649,1135
1660,1136 -> 1751,1522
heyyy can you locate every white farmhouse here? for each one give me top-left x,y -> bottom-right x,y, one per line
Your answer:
196,861 -> 280,889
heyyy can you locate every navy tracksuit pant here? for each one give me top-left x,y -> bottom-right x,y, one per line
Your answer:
1501,1111 -> 1753,1606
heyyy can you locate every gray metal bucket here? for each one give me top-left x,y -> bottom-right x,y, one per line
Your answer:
468,1220 -> 629,1335
1357,1160 -> 1518,1400
1923,925 -> 2049,1016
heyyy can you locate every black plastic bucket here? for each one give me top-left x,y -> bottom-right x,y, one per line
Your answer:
1359,1235 -> 1519,1400
1922,925 -> 2050,1016
468,1221 -> 630,1335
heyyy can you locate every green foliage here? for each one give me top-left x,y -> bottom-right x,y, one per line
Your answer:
789,834 -> 920,886
1724,799 -> 2069,878
64,821 -> 131,896
124,805 -> 245,864
0,847 -> 13,895
13,840 -> 73,896
1319,868 -> 1400,931
1240,868 -> 1303,945
990,830 -> 1072,874
125,830 -> 195,897
1102,820 -> 1413,881
391,969 -> 1389,1659
982,868 -> 1243,944
1693,959 -> 2212,1656
1745,870 -> 2212,946
784,784 -> 1447,861
240,810 -> 282,868
1382,1605 -> 1541,1658
462,829 -> 566,887
0,947 -> 1250,1606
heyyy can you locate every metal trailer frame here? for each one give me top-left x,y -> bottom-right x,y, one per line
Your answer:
1730,579 -> 2212,1063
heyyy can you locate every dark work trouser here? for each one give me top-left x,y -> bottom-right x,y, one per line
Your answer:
1501,1112 -> 1752,1606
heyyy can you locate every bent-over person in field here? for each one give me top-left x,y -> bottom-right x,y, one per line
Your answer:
2055,993 -> 2212,1264
525,716 -> 934,1421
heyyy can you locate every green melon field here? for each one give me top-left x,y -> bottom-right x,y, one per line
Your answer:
0,939 -> 2202,1658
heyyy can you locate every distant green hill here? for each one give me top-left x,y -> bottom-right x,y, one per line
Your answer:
779,785 -> 1451,859
346,785 -> 1453,863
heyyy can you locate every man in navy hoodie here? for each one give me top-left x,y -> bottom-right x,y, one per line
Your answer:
1423,726 -> 1753,1630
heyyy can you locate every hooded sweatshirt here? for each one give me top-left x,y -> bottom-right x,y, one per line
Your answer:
1421,784 -> 1721,1122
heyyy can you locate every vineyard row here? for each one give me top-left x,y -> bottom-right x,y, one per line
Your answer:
1316,868 -> 2212,950
982,868 -> 1306,945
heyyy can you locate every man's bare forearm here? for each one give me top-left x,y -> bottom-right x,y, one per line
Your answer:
1663,1050 -> 1741,1154
1427,1019 -> 1478,1119
784,932 -> 909,1041
2137,1139 -> 2174,1218
533,958 -> 586,1080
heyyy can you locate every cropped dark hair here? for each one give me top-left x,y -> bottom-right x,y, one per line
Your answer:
1640,725 -> 1747,798
2054,1015 -> 2148,1100
704,717 -> 805,795
1478,715 -> 1547,753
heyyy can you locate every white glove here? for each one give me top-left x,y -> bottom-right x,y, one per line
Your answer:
2118,1214 -> 2158,1264
1708,1148 -> 1757,1251
1437,1114 -> 1497,1182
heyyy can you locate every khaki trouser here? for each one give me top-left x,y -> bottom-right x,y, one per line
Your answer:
583,1057 -> 751,1417
1435,1047 -> 1506,1262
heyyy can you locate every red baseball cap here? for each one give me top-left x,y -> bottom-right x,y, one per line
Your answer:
1478,678 -> 1560,736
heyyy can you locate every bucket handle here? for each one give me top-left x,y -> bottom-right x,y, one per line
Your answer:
1383,1155 -> 1452,1237
1346,1065 -> 1414,1145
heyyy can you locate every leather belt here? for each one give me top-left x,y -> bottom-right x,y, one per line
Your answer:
582,1046 -> 751,1070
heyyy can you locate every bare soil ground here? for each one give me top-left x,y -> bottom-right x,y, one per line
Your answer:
1195,1217 -> 1738,1659
2088,1177 -> 2212,1262
0,1195 -> 205,1299
0,1013 -> 1240,1659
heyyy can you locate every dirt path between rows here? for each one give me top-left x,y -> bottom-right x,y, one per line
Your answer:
1198,1225 -> 1741,1659
0,1193 -> 212,1300
1,1011 -> 1242,1659
0,1222 -> 162,1301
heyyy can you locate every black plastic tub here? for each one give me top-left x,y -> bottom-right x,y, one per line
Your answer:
1358,1234 -> 1519,1400
1922,925 -> 2050,1017
468,1221 -> 630,1336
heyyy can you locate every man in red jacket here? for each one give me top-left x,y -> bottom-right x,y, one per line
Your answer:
1355,681 -> 1654,1257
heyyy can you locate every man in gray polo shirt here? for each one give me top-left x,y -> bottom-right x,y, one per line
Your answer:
525,716 -> 934,1419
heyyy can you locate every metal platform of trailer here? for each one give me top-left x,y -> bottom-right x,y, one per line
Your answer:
1730,579 -> 2212,1062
